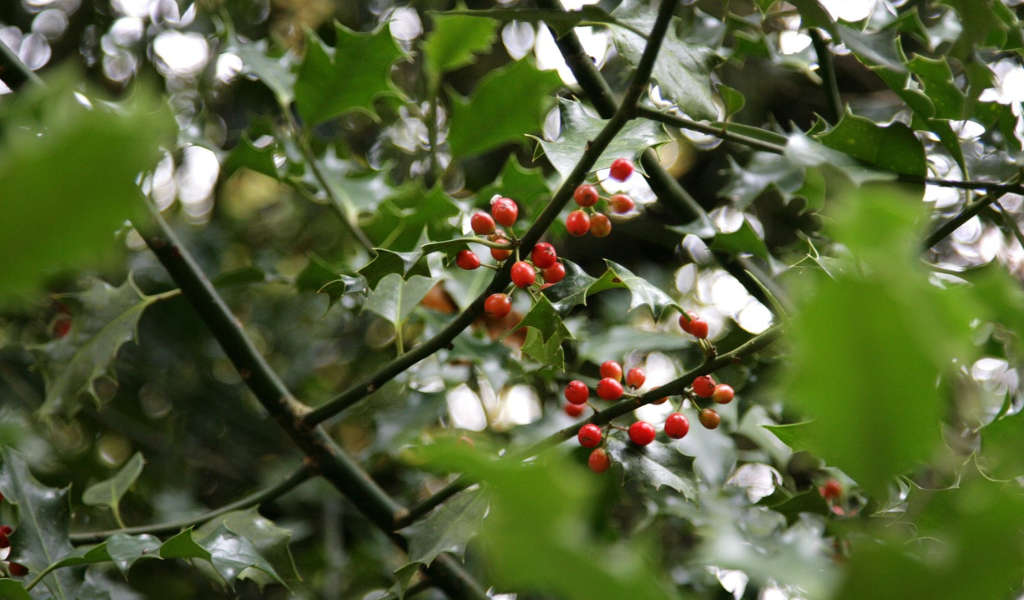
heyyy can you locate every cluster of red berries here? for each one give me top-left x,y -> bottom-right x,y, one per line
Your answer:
565,158 -> 637,238
678,310 -> 709,339
460,197 -> 569,320
0,493 -> 27,578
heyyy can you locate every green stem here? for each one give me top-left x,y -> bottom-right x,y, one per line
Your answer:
24,563 -> 59,592
635,106 -> 785,154
282,107 -> 375,253
809,29 -> 842,123
0,40 -> 42,91
303,0 -> 684,427
111,504 -> 128,530
70,466 -> 313,544
922,191 -> 1008,251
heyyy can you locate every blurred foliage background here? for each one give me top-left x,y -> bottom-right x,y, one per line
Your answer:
2,0 -> 1024,599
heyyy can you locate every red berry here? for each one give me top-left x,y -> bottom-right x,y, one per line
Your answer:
712,384 -> 734,405
564,402 -> 585,417
578,423 -> 602,448
820,479 -> 842,500
542,262 -> 566,284
471,212 -> 496,235
531,243 -> 558,269
664,413 -> 690,439
596,377 -> 623,401
484,293 -> 512,319
455,249 -> 480,270
573,184 -> 599,207
590,214 -> 612,238
0,492 -> 4,503
491,197 -> 519,228
566,210 -> 591,236
489,235 -> 512,261
678,311 -> 698,333
600,361 -> 622,381
689,318 -> 709,339
564,380 -> 589,405
52,316 -> 72,339
0,532 -> 8,549
609,194 -> 635,214
511,261 -> 536,288
626,367 -> 646,389
8,562 -> 27,577
588,448 -> 611,473
698,408 -> 721,430
0,526 -> 10,535
692,375 -> 715,398
609,158 -> 634,181
628,421 -> 656,446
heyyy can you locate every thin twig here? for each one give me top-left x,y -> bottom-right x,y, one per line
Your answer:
69,466 -> 313,544
809,29 -> 842,123
0,40 -> 42,91
635,106 -> 786,154
922,191 -> 1007,250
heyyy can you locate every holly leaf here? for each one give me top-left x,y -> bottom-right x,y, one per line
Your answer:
82,452 -> 144,524
0,581 -> 31,600
709,218 -> 770,259
448,58 -> 562,157
0,74 -> 173,298
0,446 -> 81,600
538,99 -> 669,180
362,185 -> 460,252
363,274 -> 435,328
512,296 -> 573,369
32,279 -> 160,418
521,328 -> 567,370
222,133 -> 279,180
402,488 -> 489,566
424,13 -> 497,75
784,131 -> 897,187
717,84 -> 745,119
612,2 -> 720,121
160,526 -> 282,588
294,23 -> 403,125
225,35 -> 297,104
816,113 -> 926,179
599,260 -> 680,320
838,25 -> 906,73
359,250 -> 430,290
542,259 -> 599,314
477,155 -> 551,218
194,508 -> 300,588
720,153 -> 806,210
605,438 -> 697,499
106,533 -> 162,576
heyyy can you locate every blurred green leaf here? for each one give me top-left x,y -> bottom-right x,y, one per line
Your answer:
82,452 -> 144,525
0,446 -> 81,599
839,25 -> 906,73
31,280 -> 160,418
222,134 -> 279,180
834,478 -> 1024,600
513,296 -> 573,368
424,13 -> 497,75
720,154 -> 806,210
785,131 -> 897,187
442,6 -> 622,37
362,185 -> 460,251
782,192 -> 973,498
613,1 -> 719,121
539,99 -> 669,180
605,438 -> 697,498
601,260 -> 681,320
449,58 -> 562,157
0,73 -> 173,298
402,488 -> 489,566
817,113 -> 926,180
578,326 -> 690,364
413,444 -> 677,600
0,580 -> 32,600
225,35 -> 297,104
939,0 -> 1021,59
294,23 -> 403,125
716,84 -> 745,119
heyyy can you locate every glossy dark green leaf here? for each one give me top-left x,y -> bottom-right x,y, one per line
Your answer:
612,2 -> 719,121
784,131 -> 896,187
358,249 -> 430,290
195,508 -> 300,587
542,259 -> 599,314
199,524 -> 283,588
605,438 -> 697,499
0,446 -> 81,600
294,23 -> 403,125
362,185 -> 460,251
513,296 -> 573,368
538,99 -> 669,180
720,154 -> 806,210
787,0 -> 834,33
817,112 -> 926,179
0,74 -> 173,298
402,488 -> 489,566
521,328 -> 566,370
449,58 -> 562,157
839,25 -> 906,73
601,260 -> 680,320
31,280 -> 159,418
159,529 -> 208,561
295,255 -> 340,294
0,580 -> 31,600
48,543 -> 113,569
424,13 -> 497,75
709,218 -> 770,259
716,84 -> 745,119
106,533 -> 162,576
82,452 -> 144,520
